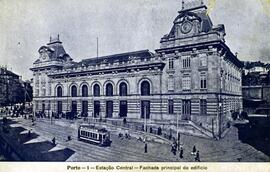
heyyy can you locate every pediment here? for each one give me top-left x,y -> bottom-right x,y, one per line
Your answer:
174,12 -> 202,24
38,46 -> 54,54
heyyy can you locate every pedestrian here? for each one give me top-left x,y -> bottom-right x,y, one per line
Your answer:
171,143 -> 176,155
144,143 -> 148,153
195,151 -> 200,162
179,146 -> 184,159
52,137 -> 56,145
28,130 -> 31,138
192,145 -> 196,155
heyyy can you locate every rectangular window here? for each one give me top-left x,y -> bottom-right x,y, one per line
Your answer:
200,99 -> 207,115
42,88 -> 46,96
182,57 -> 191,68
169,58 -> 174,69
182,76 -> 191,90
36,89 -> 39,96
200,74 -> 207,89
168,100 -> 174,114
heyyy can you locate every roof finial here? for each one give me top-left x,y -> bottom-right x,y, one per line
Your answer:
57,34 -> 60,41
50,36 -> 52,42
201,0 -> 204,5
182,0 -> 185,10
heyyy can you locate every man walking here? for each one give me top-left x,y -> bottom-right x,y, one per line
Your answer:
191,145 -> 196,155
144,143 -> 148,153
179,145 -> 184,159
195,150 -> 200,162
52,137 -> 56,145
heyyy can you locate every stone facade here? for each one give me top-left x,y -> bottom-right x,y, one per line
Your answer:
30,3 -> 243,137
0,67 -> 27,106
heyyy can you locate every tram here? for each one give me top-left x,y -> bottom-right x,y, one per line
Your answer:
78,124 -> 112,147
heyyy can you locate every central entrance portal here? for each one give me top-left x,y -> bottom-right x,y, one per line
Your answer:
106,101 -> 113,118
141,100 -> 150,119
119,101 -> 127,117
71,101 -> 77,113
182,100 -> 191,120
82,101 -> 88,117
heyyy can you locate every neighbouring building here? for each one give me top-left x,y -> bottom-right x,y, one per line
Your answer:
30,1 -> 243,138
242,61 -> 270,113
0,67 -> 32,106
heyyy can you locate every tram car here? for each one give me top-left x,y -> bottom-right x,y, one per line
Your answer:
78,124 -> 112,147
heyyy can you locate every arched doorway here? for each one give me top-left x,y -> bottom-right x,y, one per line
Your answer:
140,80 -> 151,119
81,85 -> 88,97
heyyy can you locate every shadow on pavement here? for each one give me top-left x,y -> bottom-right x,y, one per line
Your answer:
41,148 -> 75,161
22,141 -> 75,161
235,120 -> 270,157
1,120 -> 75,161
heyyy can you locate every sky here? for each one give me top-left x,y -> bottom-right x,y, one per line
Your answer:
0,0 -> 270,80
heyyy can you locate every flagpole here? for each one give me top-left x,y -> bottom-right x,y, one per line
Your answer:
97,37 -> 99,58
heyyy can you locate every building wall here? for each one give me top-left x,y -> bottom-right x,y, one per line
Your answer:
31,4 -> 243,138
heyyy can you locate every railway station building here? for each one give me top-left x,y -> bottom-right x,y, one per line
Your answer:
30,1 -> 243,137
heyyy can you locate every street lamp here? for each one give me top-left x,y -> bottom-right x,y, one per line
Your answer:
218,66 -> 224,139
176,112 -> 180,150
144,105 -> 147,132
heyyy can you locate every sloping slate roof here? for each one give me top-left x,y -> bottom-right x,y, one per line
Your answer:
47,43 -> 67,60
0,68 -> 19,78
77,50 -> 153,67
197,12 -> 213,32
167,9 -> 213,38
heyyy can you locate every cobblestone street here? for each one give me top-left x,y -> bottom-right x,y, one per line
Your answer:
2,116 -> 269,162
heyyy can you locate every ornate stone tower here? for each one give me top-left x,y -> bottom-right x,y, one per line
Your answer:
30,35 -> 73,115
156,0 -> 243,138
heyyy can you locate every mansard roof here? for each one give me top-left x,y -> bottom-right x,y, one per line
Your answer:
36,35 -> 73,63
175,7 -> 212,31
77,49 -> 154,67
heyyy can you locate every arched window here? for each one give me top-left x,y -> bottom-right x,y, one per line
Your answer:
71,85 -> 77,97
106,83 -> 113,96
119,82 -> 127,96
93,84 -> 100,97
141,81 -> 150,96
56,86 -> 62,97
82,85 -> 88,97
